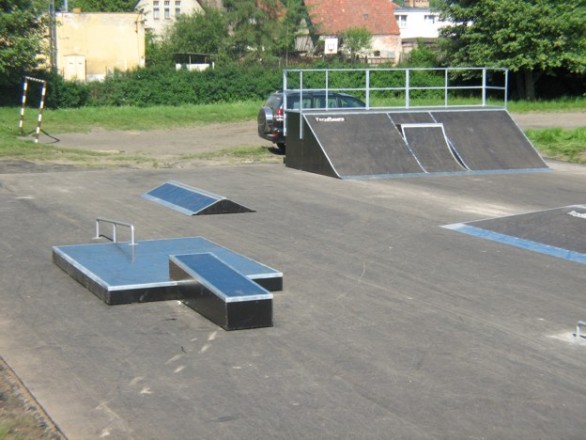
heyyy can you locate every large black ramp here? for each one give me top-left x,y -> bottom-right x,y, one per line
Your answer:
299,112 -> 424,178
285,112 -> 339,178
402,124 -> 466,173
431,110 -> 548,170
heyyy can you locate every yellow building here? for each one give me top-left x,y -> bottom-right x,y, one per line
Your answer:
56,11 -> 145,81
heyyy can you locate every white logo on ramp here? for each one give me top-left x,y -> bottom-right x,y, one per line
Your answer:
315,117 -> 345,122
568,210 -> 586,219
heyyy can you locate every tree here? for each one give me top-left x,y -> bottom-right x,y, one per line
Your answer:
438,0 -> 586,99
341,27 -> 372,62
66,0 -> 136,12
163,8 -> 229,56
0,0 -> 48,87
223,0 -> 289,62
272,0 -> 306,64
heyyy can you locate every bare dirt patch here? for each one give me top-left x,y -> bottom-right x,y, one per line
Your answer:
511,111 -> 585,129
0,357 -> 64,439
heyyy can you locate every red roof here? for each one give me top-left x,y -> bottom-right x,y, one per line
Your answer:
305,0 -> 400,36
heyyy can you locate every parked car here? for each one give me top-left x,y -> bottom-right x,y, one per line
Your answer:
257,90 -> 365,152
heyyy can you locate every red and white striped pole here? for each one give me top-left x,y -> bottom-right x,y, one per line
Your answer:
35,80 -> 47,143
18,78 -> 29,135
18,76 -> 48,143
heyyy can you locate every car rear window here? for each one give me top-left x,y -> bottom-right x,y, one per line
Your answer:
339,96 -> 365,108
266,95 -> 281,108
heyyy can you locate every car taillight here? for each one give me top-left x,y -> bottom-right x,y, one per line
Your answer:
276,107 -> 284,122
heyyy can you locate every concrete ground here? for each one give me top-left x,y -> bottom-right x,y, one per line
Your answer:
1,152 -> 586,438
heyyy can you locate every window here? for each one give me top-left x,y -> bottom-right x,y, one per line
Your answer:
153,7 -> 160,19
424,14 -> 436,24
396,15 -> 407,28
164,8 -> 170,19
175,0 -> 181,15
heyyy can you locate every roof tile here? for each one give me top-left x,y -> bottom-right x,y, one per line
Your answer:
305,0 -> 400,35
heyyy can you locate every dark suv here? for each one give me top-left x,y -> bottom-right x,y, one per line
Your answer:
257,90 -> 365,152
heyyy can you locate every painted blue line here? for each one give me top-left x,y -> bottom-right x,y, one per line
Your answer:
443,223 -> 586,265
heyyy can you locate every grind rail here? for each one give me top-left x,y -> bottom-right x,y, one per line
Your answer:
95,218 -> 136,246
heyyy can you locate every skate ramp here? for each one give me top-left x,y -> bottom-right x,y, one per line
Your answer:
285,109 -> 548,179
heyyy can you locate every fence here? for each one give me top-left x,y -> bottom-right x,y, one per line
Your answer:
282,67 -> 509,110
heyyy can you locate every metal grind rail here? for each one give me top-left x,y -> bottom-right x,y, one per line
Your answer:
95,218 -> 136,246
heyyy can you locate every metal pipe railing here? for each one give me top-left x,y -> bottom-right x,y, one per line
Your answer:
283,66 -> 508,141
95,218 -> 136,246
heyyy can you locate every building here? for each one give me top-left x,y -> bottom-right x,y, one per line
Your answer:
56,11 -> 145,81
301,0 -> 402,63
394,5 -> 449,58
134,0 -> 204,38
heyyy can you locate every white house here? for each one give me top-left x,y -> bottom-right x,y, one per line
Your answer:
394,7 -> 449,58
134,0 -> 204,38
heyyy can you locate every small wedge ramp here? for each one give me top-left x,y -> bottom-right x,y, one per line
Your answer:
143,181 -> 254,215
285,109 -> 548,179
443,205 -> 586,265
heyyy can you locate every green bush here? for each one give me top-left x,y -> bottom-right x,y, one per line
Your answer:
86,65 -> 282,107
46,74 -> 91,108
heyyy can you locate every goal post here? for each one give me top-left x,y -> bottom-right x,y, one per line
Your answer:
18,76 -> 48,143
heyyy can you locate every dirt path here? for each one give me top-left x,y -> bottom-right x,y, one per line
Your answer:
39,120 -> 273,156
511,111 -> 585,129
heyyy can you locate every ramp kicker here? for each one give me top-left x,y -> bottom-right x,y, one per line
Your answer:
143,181 -> 254,215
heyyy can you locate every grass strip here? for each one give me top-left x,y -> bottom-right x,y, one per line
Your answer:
527,127 -> 586,163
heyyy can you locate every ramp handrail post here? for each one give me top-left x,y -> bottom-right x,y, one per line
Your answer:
325,69 -> 329,109
95,218 -> 136,246
482,68 -> 487,107
299,70 -> 304,140
577,321 -> 586,339
365,69 -> 370,109
444,68 -> 449,107
405,69 -> 410,108
504,68 -> 509,109
283,69 -> 288,137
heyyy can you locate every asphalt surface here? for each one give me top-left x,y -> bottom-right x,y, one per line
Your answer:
1,149 -> 586,438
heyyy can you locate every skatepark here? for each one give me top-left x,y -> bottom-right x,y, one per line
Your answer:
1,68 -> 586,439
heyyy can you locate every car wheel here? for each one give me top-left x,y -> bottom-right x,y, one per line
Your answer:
258,107 -> 274,136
